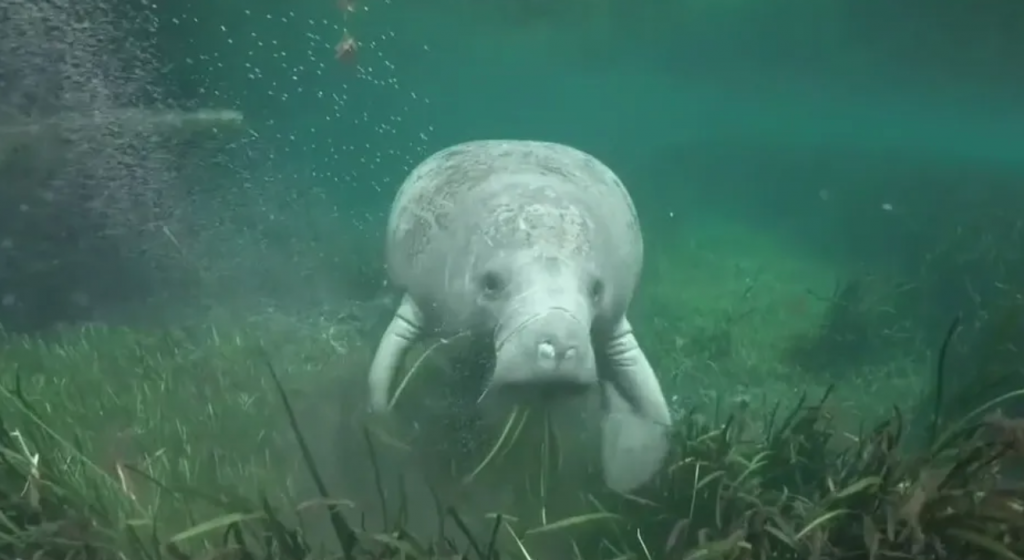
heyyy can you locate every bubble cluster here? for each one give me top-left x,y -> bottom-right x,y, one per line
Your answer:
0,0 -> 185,329
0,0 -> 440,329
140,0 -> 440,312
158,0 -> 434,201
0,0 -> 185,226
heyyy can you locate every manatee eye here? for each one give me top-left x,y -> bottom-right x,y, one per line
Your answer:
590,279 -> 605,302
480,270 -> 506,296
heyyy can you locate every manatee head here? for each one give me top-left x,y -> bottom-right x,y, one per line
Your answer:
472,251 -> 602,403
459,195 -> 612,404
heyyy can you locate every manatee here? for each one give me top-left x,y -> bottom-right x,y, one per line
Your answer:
367,139 -> 672,493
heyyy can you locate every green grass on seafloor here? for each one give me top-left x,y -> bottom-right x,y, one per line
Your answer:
1,308 -> 1023,560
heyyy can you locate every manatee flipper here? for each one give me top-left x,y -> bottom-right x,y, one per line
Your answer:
599,317 -> 672,492
368,294 -> 425,411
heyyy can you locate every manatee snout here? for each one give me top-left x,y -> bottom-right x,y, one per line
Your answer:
529,309 -> 593,376
492,306 -> 597,396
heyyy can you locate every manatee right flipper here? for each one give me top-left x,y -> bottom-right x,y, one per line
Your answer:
368,294 -> 425,412
598,317 -> 672,493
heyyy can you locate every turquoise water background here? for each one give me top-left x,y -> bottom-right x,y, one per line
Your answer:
153,0 -> 1023,265
140,0 -> 1021,325
2,1 -> 1024,549
1,0 -> 1023,416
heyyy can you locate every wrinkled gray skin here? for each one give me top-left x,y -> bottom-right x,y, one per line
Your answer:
367,139 -> 672,493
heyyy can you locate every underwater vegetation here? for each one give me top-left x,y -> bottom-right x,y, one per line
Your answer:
0,1 -> 1021,559
0,313 -> 1022,560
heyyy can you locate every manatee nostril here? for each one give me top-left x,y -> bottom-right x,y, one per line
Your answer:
538,341 -> 556,360
537,340 -> 578,363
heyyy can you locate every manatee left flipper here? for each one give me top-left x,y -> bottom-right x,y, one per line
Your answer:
598,317 -> 672,493
368,294 -> 425,412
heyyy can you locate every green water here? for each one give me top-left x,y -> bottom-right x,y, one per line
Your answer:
1,0 -> 1023,554
0,0 -> 1019,398
0,0 -> 1021,424
160,0 -> 1023,356
151,0 -> 1023,267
